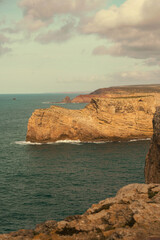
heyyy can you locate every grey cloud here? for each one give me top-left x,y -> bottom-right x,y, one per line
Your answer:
35,20 -> 76,44
0,33 -> 11,56
107,70 -> 160,86
1,27 -> 21,34
0,45 -> 11,55
19,0 -> 104,31
0,33 -> 9,43
83,0 -> 160,64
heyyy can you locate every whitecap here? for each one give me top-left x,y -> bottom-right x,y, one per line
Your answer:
15,141 -> 42,145
55,140 -> 82,145
128,138 -> 151,142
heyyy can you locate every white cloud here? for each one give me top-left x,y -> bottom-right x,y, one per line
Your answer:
19,0 -> 104,32
82,0 -> 160,64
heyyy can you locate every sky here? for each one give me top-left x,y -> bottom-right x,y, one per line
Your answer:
0,0 -> 160,93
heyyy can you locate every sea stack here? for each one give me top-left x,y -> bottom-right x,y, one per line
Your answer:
26,95 -> 160,143
145,107 -> 160,183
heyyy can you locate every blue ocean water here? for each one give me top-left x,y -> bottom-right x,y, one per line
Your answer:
0,93 -> 150,233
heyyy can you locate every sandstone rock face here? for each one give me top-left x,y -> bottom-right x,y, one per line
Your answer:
71,94 -> 100,103
26,95 -> 160,143
145,107 -> 160,183
1,184 -> 160,240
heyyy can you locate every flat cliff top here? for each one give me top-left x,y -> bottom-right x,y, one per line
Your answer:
90,84 -> 160,95
71,84 -> 160,103
1,183 -> 160,240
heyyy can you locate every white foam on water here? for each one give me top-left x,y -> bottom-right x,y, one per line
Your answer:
128,138 -> 151,142
55,140 -> 82,145
14,138 -> 151,146
15,141 -> 43,145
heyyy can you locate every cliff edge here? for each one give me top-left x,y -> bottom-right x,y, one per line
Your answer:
1,184 -> 160,240
72,84 -> 160,103
145,107 -> 160,183
26,95 -> 160,143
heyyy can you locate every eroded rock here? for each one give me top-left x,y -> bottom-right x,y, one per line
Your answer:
26,95 -> 160,143
1,184 -> 160,240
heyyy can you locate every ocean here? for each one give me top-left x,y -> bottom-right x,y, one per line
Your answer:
0,93 -> 150,233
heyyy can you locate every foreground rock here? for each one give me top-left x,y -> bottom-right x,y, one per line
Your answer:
1,183 -> 160,240
26,95 -> 160,143
145,107 -> 160,183
72,84 -> 160,103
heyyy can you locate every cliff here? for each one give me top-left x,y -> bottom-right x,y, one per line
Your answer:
145,107 -> 160,183
1,183 -> 160,240
72,84 -> 160,103
26,95 -> 160,143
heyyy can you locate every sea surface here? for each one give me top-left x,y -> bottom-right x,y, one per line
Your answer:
0,93 -> 150,233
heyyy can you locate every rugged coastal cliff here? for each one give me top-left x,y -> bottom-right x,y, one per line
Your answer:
72,84 -> 160,103
2,95 -> 160,239
26,95 -> 160,143
145,107 -> 160,183
1,183 -> 160,240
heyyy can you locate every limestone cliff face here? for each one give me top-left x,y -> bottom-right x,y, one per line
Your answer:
26,95 -> 160,143
1,184 -> 160,240
145,107 -> 160,183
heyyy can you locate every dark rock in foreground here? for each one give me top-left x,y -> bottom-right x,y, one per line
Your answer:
1,184 -> 160,240
145,107 -> 160,183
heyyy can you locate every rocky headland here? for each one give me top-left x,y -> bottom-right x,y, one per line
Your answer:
145,107 -> 160,183
26,95 -> 160,143
1,98 -> 160,239
72,84 -> 160,103
1,183 -> 160,240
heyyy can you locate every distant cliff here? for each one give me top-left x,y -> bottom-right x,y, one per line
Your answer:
72,84 -> 160,103
1,183 -> 160,239
145,107 -> 160,183
26,95 -> 160,143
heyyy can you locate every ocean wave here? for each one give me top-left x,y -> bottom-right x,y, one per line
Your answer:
14,140 -> 82,145
15,141 -> 43,145
128,138 -> 151,142
55,140 -> 81,144
15,138 -> 151,146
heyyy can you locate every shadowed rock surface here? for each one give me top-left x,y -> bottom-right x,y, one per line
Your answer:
1,184 -> 160,239
26,95 -> 160,143
145,107 -> 160,183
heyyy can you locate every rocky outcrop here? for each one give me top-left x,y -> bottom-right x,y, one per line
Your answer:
61,96 -> 71,103
71,94 -> 100,103
145,107 -> 160,183
71,84 -> 160,103
1,183 -> 160,240
26,95 -> 160,143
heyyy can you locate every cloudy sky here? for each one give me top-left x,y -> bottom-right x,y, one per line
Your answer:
0,0 -> 160,93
